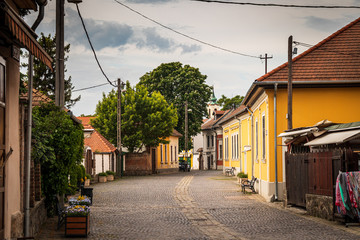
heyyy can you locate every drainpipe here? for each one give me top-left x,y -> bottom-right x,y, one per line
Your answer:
25,0 -> 47,237
246,107 -> 254,178
274,83 -> 278,200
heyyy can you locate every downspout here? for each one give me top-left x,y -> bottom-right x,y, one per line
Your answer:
274,83 -> 278,200
25,0 -> 47,237
246,107 -> 254,178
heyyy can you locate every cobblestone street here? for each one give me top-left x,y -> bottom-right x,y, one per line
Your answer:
36,171 -> 360,240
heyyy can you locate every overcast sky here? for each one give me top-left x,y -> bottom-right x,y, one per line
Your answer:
24,0 -> 360,116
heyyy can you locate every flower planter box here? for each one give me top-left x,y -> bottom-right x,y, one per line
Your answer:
84,179 -> 91,187
98,175 -> 107,183
65,215 -> 90,237
107,175 -> 114,181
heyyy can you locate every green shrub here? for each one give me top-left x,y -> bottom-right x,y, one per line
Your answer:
32,103 -> 84,216
85,173 -> 91,180
98,172 -> 107,176
106,170 -> 115,176
237,172 -> 248,178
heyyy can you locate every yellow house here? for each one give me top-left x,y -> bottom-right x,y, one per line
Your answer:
156,129 -> 182,173
221,17 -> 360,202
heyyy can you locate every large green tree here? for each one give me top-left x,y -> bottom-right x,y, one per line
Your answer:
22,33 -> 80,108
217,95 -> 244,110
138,62 -> 212,150
91,83 -> 178,153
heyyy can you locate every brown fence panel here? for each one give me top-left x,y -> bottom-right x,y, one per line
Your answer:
308,151 -> 333,196
286,152 -> 308,207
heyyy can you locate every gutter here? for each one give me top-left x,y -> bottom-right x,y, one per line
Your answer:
25,0 -> 47,237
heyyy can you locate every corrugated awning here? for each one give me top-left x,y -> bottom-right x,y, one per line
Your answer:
278,127 -> 318,138
304,129 -> 360,146
1,3 -> 52,70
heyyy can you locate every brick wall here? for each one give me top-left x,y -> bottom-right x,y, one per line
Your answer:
124,152 -> 152,176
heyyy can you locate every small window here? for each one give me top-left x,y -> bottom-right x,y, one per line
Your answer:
262,115 -> 266,159
256,120 -> 259,160
171,146 -> 173,163
160,144 -> 163,163
175,146 -> 177,163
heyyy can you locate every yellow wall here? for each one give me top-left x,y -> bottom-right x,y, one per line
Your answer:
240,117 -> 251,176
222,120 -> 240,168
156,135 -> 179,170
265,86 -> 360,183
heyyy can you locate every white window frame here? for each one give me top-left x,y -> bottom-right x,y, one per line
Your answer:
262,113 -> 266,161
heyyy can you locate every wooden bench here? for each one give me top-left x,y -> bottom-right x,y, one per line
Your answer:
241,176 -> 257,194
225,167 -> 235,176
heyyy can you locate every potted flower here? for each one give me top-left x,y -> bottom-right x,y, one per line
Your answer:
64,205 -> 90,237
68,195 -> 91,206
106,171 -> 115,181
98,172 -> 107,183
237,172 -> 248,184
84,174 -> 91,187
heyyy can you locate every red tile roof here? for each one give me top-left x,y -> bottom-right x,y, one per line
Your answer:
257,17 -> 360,83
217,105 -> 247,126
201,109 -> 231,130
171,129 -> 183,137
77,116 -> 116,153
77,116 -> 96,129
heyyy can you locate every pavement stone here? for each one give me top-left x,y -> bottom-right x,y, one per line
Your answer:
35,171 -> 360,240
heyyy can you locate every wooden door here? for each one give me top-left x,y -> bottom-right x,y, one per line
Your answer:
0,58 -> 6,238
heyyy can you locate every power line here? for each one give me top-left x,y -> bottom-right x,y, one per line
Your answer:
113,0 -> 260,58
73,80 -> 117,92
75,4 -> 116,87
192,0 -> 360,9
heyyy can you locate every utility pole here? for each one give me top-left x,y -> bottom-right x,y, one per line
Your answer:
260,53 -> 273,74
117,78 -> 123,177
287,36 -> 293,130
184,100 -> 188,158
55,0 -> 65,108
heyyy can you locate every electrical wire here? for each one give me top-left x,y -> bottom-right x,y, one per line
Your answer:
113,0 -> 260,58
76,4 -> 116,87
73,80 -> 117,92
192,0 -> 360,9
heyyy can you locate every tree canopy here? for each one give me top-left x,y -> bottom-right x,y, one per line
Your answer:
22,33 -> 80,108
91,83 -> 178,153
217,94 -> 244,110
138,62 -> 212,150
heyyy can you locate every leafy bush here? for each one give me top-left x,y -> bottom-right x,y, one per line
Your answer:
85,173 -> 91,180
237,172 -> 248,178
32,103 -> 84,216
98,172 -> 107,177
106,170 -> 115,176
